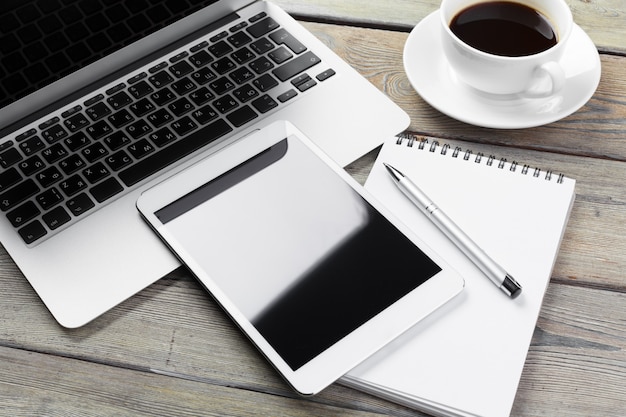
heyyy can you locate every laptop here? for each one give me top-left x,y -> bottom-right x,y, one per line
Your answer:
0,0 -> 409,328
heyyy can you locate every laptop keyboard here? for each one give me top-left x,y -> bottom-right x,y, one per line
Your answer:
0,11 -> 336,245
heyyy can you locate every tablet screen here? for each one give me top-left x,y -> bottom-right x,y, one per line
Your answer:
153,135 -> 442,371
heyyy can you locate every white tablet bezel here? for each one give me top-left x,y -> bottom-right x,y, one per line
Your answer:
136,120 -> 464,395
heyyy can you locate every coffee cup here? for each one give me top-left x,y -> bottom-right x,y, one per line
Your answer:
439,0 -> 573,97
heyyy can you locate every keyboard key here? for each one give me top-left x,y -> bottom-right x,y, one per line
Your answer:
35,166 -> 63,188
65,132 -> 90,152
209,40 -> 233,58
146,109 -> 174,128
316,69 -> 336,81
189,87 -> 215,106
86,102 -> 112,121
268,46 -> 293,64
277,89 -> 298,103
41,143 -> 69,164
251,95 -> 278,114
247,17 -> 279,38
0,167 -> 22,191
82,142 -> 109,163
151,88 -> 176,106
127,139 -> 155,159
189,50 -> 213,67
169,51 -> 189,63
39,116 -> 60,130
18,155 -> 46,176
273,51 -> 321,81
227,105 -> 258,127
171,77 -> 197,95
41,124 -> 68,143
86,120 -> 113,140
103,131 -> 131,151
59,154 -> 86,175
149,70 -> 174,88
128,80 -> 154,99
105,150 -> 132,171
82,162 -> 110,184
148,128 -> 177,148
15,129 -> 37,142
253,74 -> 278,92
107,91 -> 133,110
0,148 -> 22,168
108,109 -> 135,128
90,177 -> 123,203
42,206 -> 71,230
209,77 -> 236,95
19,136 -> 45,155
66,192 -> 95,216
191,67 -> 217,85
0,179 -> 39,211
249,56 -> 274,74
250,38 -> 274,55
233,84 -> 259,103
213,95 -> 238,114
269,29 -> 307,54
59,175 -> 87,197
84,94 -> 104,107
228,31 -> 252,48
7,201 -> 40,227
119,119 -> 232,186
168,97 -> 195,117
232,47 -> 256,65
230,67 -> 255,84
64,113 -> 90,132
126,120 -> 153,139
18,220 -> 47,244
295,78 -> 317,92
169,60 -> 194,78
36,187 -> 64,210
191,105 -> 218,125
211,57 -> 236,75
170,116 -> 197,136
129,98 -> 156,117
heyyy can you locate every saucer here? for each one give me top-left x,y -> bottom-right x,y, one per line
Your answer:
403,11 -> 601,129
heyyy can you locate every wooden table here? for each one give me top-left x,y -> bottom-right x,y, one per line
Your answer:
2,1 -> 625,416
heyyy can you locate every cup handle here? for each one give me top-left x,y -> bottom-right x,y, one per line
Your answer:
523,61 -> 566,98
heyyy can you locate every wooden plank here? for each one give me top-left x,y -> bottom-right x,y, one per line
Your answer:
275,0 -> 626,54
513,283 -> 626,416
0,345 -> 419,417
299,21 -> 626,162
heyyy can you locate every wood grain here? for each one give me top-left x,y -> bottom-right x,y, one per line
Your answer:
275,0 -> 626,54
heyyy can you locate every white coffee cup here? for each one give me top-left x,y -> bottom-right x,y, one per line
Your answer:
439,0 -> 573,97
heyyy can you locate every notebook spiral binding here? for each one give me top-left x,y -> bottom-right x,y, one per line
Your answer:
396,133 -> 565,184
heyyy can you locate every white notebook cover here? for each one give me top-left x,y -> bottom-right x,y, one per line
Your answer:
342,136 -> 576,417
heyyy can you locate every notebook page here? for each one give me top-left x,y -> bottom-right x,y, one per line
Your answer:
343,136 -> 576,417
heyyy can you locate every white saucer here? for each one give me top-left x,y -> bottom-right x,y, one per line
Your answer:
404,11 -> 601,129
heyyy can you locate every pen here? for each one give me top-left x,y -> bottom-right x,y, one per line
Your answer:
384,163 -> 522,298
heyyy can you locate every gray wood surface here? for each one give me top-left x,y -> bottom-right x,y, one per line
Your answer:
1,1 -> 625,416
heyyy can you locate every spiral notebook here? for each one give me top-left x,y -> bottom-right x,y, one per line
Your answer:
341,135 -> 576,417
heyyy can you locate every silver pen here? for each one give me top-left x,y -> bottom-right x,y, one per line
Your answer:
384,163 -> 522,298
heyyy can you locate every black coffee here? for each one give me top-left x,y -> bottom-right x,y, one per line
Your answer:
450,2 -> 557,57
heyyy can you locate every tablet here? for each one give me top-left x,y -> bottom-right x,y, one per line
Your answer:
137,121 -> 464,395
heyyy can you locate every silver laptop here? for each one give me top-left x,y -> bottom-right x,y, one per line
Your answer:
0,0 -> 409,328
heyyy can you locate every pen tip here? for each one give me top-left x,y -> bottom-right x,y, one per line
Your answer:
502,274 -> 522,299
383,163 -> 403,181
